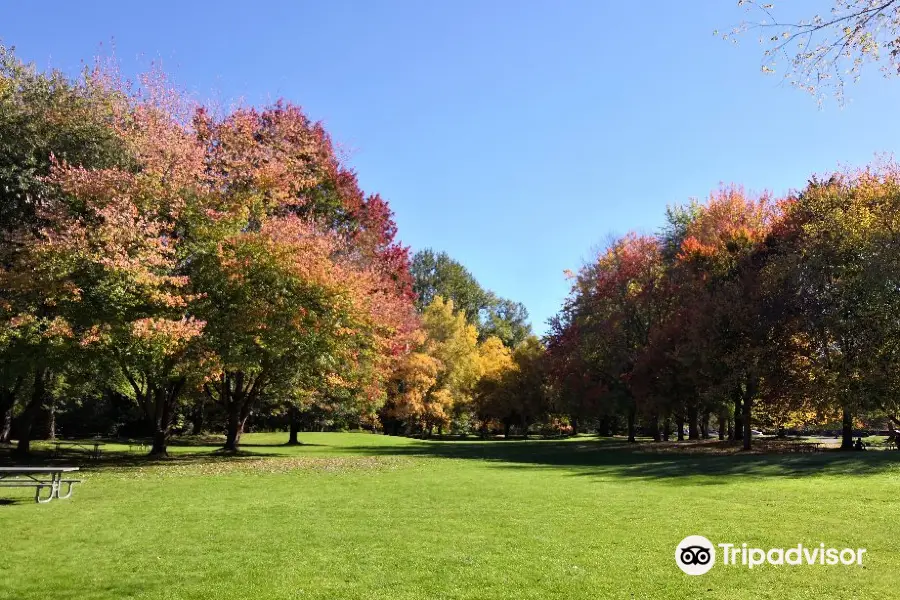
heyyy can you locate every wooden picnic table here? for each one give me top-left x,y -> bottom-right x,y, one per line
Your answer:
53,440 -> 105,460
0,467 -> 81,503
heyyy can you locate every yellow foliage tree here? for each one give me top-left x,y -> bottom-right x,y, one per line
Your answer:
421,296 -> 482,409
383,297 -> 482,434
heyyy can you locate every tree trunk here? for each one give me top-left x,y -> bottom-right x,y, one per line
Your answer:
0,378 -> 20,444
701,411 -> 710,439
149,428 -> 168,456
0,406 -> 11,444
48,396 -> 57,441
687,405 -> 699,440
733,392 -> 744,440
16,368 -> 46,455
718,412 -> 727,441
841,405 -> 854,451
742,396 -> 753,450
147,382 -> 181,457
223,372 -> 246,452
676,414 -> 685,441
503,422 -> 511,438
190,400 -> 205,435
224,402 -> 244,451
627,406 -> 636,443
287,406 -> 300,445
650,414 -> 661,442
220,371 -> 259,452
662,417 -> 671,441
570,416 -> 579,436
742,378 -> 756,451
597,416 -> 611,437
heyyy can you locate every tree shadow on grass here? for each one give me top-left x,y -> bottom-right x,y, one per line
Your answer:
0,446 -> 285,472
237,442 -> 327,448
342,437 -> 900,481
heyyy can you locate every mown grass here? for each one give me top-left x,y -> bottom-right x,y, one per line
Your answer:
1,432 -> 898,599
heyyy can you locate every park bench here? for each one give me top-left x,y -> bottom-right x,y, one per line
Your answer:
0,467 -> 81,503
52,440 -> 105,460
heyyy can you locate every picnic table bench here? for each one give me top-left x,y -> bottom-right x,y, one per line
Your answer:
0,467 -> 81,503
52,440 -> 105,460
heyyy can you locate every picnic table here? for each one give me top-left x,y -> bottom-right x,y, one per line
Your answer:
124,439 -> 148,454
53,440 -> 105,460
0,467 -> 81,503
788,440 -> 823,452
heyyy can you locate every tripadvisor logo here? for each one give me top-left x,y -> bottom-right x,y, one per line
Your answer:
675,536 -> 866,575
675,535 -> 716,575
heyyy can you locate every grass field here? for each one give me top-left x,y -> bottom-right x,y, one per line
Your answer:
1,433 -> 898,599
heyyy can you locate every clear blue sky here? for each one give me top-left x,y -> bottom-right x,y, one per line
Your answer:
6,1 -> 900,335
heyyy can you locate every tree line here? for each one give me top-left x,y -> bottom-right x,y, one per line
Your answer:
0,48 -> 421,455
546,174 -> 900,450
4,46 -> 899,455
0,48 -> 547,455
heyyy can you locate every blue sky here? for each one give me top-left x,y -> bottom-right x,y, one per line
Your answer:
6,1 -> 900,334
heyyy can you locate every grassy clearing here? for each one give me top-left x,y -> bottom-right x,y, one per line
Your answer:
1,433 -> 898,599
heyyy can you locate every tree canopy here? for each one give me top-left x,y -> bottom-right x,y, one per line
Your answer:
411,248 -> 532,348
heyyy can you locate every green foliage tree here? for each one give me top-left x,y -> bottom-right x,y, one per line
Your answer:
411,249 -> 531,347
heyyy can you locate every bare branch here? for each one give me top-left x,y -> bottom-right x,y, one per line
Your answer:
722,0 -> 900,103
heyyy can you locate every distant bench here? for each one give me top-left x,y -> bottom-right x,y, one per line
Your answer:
0,467 -> 81,503
53,440 -> 105,460
787,441 -> 823,453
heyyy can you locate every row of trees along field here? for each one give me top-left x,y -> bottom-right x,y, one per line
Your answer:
0,47 -> 424,456
5,44 -> 900,456
0,48 -> 545,456
546,175 -> 900,450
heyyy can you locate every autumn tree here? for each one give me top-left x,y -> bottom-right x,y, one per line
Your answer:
494,336 -> 549,437
194,217 -> 410,450
3,69 -> 209,455
0,48 -> 135,453
472,335 -> 515,435
657,187 -> 776,449
550,234 -> 668,442
0,49 -> 418,453
764,166 -> 900,449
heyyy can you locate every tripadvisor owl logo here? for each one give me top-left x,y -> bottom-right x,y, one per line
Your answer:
675,535 -> 716,575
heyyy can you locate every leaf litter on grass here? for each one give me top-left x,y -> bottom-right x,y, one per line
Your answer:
98,455 -> 413,480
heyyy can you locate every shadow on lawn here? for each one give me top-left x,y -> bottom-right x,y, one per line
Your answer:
343,437 -> 900,481
0,447 -> 284,472
3,435 -> 897,480
237,442 -> 327,448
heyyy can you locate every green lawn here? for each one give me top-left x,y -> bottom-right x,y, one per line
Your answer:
1,433 -> 898,599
